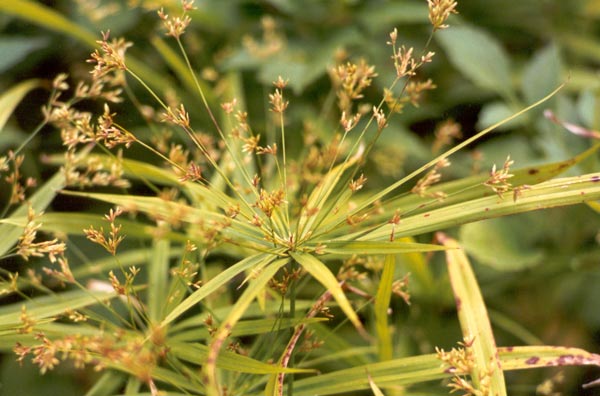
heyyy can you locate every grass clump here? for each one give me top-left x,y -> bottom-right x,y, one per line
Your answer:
1,1 -> 600,395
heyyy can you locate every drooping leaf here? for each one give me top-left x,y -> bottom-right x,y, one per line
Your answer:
374,255 -> 395,361
439,233 -> 506,395
148,238 -> 170,323
290,252 -> 364,334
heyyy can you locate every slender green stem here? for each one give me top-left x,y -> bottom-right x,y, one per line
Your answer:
279,110 -> 290,228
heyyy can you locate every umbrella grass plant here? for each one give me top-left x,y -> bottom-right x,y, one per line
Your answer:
1,0 -> 600,395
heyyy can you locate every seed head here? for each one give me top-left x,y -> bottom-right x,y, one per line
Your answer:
428,0 -> 458,31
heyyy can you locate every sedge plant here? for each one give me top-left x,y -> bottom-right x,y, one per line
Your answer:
1,1 -> 600,395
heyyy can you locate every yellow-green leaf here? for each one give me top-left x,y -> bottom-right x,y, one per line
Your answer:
439,233 -> 506,395
290,251 -> 364,334
161,253 -> 275,327
170,342 -> 313,374
359,173 -> 600,240
318,240 -> 447,255
375,255 -> 395,361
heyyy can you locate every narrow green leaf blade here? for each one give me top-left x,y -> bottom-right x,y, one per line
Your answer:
498,345 -> 600,370
0,79 -> 42,133
0,0 -> 97,47
0,289 -> 115,328
439,234 -> 506,395
297,157 -> 358,239
0,171 -> 65,257
318,240 -> 447,255
369,142 -> 600,225
60,191 -> 266,246
291,346 -> 600,396
170,342 -> 313,374
0,212 -> 185,246
375,255 -> 395,361
292,353 -> 448,396
202,258 -> 289,395
170,317 -> 326,342
360,173 -> 600,240
161,253 -> 274,327
148,238 -> 170,323
322,86 -> 565,235
290,251 -> 364,333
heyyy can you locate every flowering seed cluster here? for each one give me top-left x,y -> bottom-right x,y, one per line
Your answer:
411,159 -> 451,200
83,207 -> 125,256
428,0 -> 459,31
484,156 -> 514,198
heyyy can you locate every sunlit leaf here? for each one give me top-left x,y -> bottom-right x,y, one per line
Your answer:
161,253 -> 276,327
439,234 -> 506,395
316,240 -> 447,255
170,342 -> 313,374
374,255 -> 395,361
0,289 -> 115,329
290,252 -> 364,333
359,173 -> 600,240
291,345 -> 600,396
